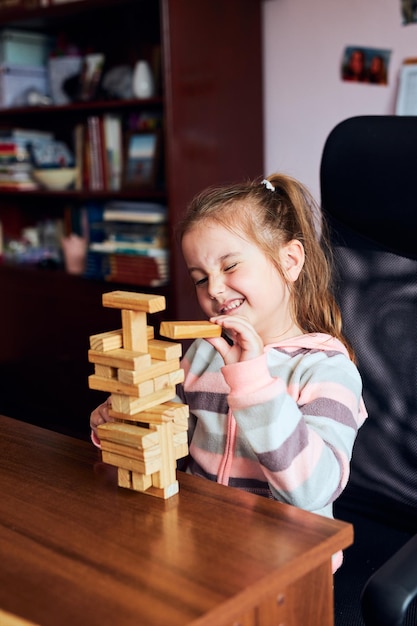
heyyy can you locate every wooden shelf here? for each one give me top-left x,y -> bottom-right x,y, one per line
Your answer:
0,0 -> 264,437
0,97 -> 163,118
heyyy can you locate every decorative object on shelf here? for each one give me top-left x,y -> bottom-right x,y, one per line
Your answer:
48,55 -> 82,104
123,130 -> 160,189
132,60 -> 154,99
29,139 -> 74,168
61,233 -> 87,274
0,29 -> 53,67
32,167 -> 77,190
78,52 -> 105,101
101,65 -> 133,100
0,63 -> 50,108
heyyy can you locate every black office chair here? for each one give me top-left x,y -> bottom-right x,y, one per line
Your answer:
320,115 -> 417,626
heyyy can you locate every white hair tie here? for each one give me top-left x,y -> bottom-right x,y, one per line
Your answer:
261,179 -> 275,192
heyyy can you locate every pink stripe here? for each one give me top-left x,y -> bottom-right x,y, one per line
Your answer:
217,410 -> 237,485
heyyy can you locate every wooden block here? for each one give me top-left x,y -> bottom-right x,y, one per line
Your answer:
148,339 -> 182,360
172,418 -> 189,434
102,449 -> 161,475
118,467 -> 132,488
169,369 -> 185,385
88,374 -> 154,398
173,431 -> 188,445
137,402 -> 189,424
89,329 -> 123,351
109,387 -> 177,417
97,422 -> 159,448
152,368 -> 183,390
118,358 -> 180,384
153,373 -> 170,391
102,291 -> 166,314
150,422 -> 176,488
122,309 -> 148,352
101,439 -> 161,463
159,320 -> 221,339
142,481 -> 179,499
94,364 -> 117,379
88,348 -> 151,371
174,441 -> 189,461
132,471 -> 153,492
162,401 -> 190,420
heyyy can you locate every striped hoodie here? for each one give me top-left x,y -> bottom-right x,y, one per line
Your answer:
176,332 -> 367,570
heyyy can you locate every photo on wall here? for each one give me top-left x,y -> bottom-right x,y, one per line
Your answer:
401,0 -> 417,25
341,46 -> 391,85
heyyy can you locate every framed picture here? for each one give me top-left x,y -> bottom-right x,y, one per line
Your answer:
123,131 -> 160,189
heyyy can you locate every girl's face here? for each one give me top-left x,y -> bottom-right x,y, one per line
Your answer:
181,221 -> 304,344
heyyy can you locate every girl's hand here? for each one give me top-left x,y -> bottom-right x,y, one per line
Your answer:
207,315 -> 264,364
90,396 -> 114,439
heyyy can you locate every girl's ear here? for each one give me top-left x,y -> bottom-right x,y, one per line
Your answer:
280,239 -> 305,282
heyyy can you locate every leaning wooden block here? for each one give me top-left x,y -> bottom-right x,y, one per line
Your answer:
102,290 -> 166,314
160,320 -> 222,339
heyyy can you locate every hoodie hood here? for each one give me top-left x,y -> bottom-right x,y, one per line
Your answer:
266,332 -> 351,359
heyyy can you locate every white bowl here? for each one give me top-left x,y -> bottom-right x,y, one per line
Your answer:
32,168 -> 77,190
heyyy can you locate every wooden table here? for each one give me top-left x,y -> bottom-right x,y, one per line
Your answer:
0,415 -> 352,626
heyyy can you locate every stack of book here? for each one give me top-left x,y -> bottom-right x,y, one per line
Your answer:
85,200 -> 169,287
0,127 -> 53,189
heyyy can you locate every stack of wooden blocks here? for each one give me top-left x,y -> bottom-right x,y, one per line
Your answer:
88,290 -> 221,499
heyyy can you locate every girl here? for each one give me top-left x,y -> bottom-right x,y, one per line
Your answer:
91,174 -> 366,568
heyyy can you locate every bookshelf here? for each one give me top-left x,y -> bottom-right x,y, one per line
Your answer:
0,0 -> 264,437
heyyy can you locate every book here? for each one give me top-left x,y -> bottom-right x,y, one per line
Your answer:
84,250 -> 169,286
103,201 -> 167,224
89,241 -> 168,256
0,127 -> 54,142
103,113 -> 123,191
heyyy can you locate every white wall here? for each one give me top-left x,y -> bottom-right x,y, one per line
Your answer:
262,0 -> 417,202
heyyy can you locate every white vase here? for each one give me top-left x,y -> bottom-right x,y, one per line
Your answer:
132,60 -> 155,98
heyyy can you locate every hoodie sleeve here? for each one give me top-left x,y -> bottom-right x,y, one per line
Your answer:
222,348 -> 366,512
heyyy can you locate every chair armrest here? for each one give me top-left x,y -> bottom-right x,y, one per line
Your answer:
361,534 -> 417,626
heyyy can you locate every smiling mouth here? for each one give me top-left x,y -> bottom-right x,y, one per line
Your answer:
219,298 -> 245,314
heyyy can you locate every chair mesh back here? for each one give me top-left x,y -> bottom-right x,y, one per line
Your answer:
320,116 -> 417,511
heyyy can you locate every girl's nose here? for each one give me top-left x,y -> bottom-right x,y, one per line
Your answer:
208,275 -> 225,300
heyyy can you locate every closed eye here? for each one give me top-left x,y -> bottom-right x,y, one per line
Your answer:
225,263 -> 238,272
194,276 -> 208,287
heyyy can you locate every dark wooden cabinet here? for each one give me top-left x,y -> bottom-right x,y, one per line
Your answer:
0,0 -> 263,438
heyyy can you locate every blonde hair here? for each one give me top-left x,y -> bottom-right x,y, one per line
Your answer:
177,173 -> 354,361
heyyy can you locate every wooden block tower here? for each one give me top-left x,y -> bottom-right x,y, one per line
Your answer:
88,290 -> 189,499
